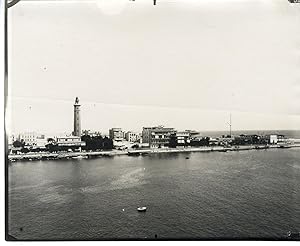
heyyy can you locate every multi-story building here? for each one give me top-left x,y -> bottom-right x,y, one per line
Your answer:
8,134 -> 16,145
109,128 -> 124,142
142,126 -> 170,144
17,132 -> 37,146
35,135 -> 48,149
125,131 -> 140,143
147,126 -> 176,148
169,131 -> 190,147
142,127 -> 156,144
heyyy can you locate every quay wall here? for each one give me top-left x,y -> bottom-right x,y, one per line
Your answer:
8,144 -> 300,162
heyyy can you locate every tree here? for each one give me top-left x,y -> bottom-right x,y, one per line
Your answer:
46,143 -> 59,153
190,137 -> 210,147
169,134 -> 177,148
13,140 -> 24,148
81,135 -> 113,151
131,144 -> 139,149
47,138 -> 55,143
103,137 -> 113,150
21,147 -> 29,153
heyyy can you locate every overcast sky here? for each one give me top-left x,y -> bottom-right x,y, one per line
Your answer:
6,0 -> 300,135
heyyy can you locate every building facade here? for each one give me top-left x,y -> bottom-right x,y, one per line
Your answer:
169,131 -> 191,147
56,136 -> 86,148
125,131 -> 140,142
142,127 -> 156,143
142,126 -> 169,144
17,132 -> 37,146
269,135 -> 278,144
109,128 -> 124,142
35,135 -> 47,149
8,134 -> 16,146
73,97 -> 81,137
147,126 -> 176,148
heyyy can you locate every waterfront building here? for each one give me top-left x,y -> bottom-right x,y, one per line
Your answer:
277,135 -> 287,143
142,126 -> 171,144
209,138 -> 219,146
56,136 -> 86,149
35,135 -> 48,149
269,134 -> 287,144
219,135 -> 234,145
269,135 -> 278,144
109,128 -> 124,142
8,134 -> 16,146
17,132 -> 37,146
142,127 -> 156,143
190,136 -> 210,146
73,97 -> 81,137
147,126 -> 176,148
82,130 -> 102,137
169,131 -> 190,147
125,131 -> 140,143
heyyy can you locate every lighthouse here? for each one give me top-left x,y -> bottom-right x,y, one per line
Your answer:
73,97 -> 81,137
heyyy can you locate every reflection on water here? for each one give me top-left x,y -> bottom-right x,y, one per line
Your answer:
8,149 -> 300,240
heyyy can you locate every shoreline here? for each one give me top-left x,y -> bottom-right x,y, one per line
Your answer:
8,144 -> 300,162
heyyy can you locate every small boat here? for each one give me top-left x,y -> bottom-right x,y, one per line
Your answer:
185,157 -> 189,159
279,144 -> 292,149
137,207 -> 147,212
72,155 -> 87,159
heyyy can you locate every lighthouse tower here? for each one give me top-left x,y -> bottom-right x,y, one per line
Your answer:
73,97 -> 81,137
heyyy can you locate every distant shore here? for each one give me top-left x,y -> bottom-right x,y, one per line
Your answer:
7,144 -> 300,162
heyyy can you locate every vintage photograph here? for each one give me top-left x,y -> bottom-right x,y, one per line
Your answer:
5,0 -> 300,240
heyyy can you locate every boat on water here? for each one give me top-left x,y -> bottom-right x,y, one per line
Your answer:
72,155 -> 88,159
278,143 -> 292,149
137,207 -> 147,212
255,145 -> 270,150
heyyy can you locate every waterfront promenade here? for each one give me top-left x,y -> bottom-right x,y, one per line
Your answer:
7,144 -> 300,162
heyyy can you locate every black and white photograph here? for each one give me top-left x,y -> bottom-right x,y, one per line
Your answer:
4,0 -> 300,241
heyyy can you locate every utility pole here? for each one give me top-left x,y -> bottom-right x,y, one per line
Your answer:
228,114 -> 232,138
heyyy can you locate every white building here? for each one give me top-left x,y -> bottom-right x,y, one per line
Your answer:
176,131 -> 190,145
17,132 -> 37,146
56,136 -> 85,147
109,128 -> 124,142
270,135 -> 278,144
35,135 -> 48,149
8,134 -> 16,145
